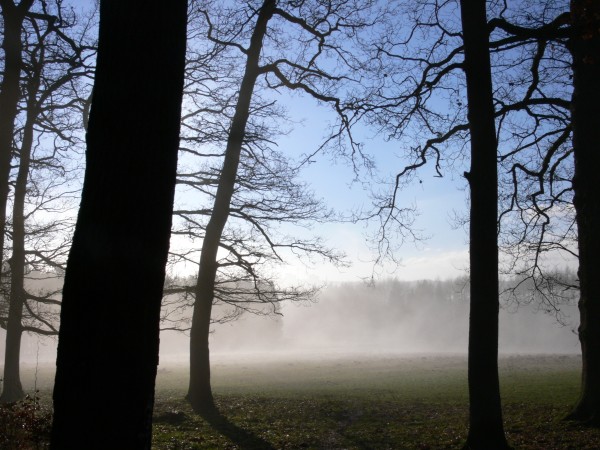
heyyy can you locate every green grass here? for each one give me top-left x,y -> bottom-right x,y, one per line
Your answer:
5,354 -> 600,449
150,353 -> 600,449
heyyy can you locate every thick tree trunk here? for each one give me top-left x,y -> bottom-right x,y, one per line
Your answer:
566,0 -> 600,425
187,0 -> 276,414
460,1 -> 510,448
0,0 -> 33,267
0,67 -> 39,404
50,1 -> 187,448
0,318 -> 23,402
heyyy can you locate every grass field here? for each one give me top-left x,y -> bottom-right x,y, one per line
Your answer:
4,353 -> 600,449
151,353 -> 599,449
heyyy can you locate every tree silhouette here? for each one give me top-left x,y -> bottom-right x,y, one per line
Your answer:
50,1 -> 187,447
0,0 -> 34,272
464,0 -> 600,424
0,0 -> 93,404
565,0 -> 600,425
187,0 -> 278,413
184,0 -> 377,413
460,0 -> 509,447
356,0 -> 516,445
163,8 -> 340,336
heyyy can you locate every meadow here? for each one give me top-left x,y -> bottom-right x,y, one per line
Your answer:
150,353 -> 599,449
3,353 -> 599,449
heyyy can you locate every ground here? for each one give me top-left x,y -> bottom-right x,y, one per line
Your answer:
2,353 -> 599,449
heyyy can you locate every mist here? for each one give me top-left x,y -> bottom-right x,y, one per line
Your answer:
163,277 -> 581,362
282,279 -> 580,354
2,277 -> 580,367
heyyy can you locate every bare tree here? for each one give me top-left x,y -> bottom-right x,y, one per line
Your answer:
350,0 -> 567,445
487,2 -> 574,313
460,0 -> 509,446
467,0 -> 600,424
565,0 -> 600,425
166,18 -> 340,337
187,0 -> 278,413
358,1 -> 572,288
0,0 -> 34,269
0,0 -> 94,403
183,0 -> 381,413
165,141 -> 338,331
50,0 -> 187,447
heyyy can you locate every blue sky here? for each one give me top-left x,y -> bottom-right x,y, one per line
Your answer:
271,92 -> 471,284
61,0 -> 471,284
63,0 -> 578,285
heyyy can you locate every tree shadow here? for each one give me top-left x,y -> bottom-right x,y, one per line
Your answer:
198,406 -> 276,450
563,411 -> 600,428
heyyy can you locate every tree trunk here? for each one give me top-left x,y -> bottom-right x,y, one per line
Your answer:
0,60 -> 40,404
186,0 -> 276,413
566,0 -> 600,425
50,1 -> 187,448
0,0 -> 34,268
460,1 -> 510,448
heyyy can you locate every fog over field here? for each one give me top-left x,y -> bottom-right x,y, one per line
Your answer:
202,278 -> 580,358
2,277 -> 579,368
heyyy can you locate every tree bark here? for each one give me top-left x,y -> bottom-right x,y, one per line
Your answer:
186,0 -> 276,413
0,56 -> 40,404
460,1 -> 510,448
566,0 -> 600,425
50,1 -> 187,448
0,0 -> 34,269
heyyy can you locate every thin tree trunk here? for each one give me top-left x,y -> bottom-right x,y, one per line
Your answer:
187,0 -> 276,413
0,62 -> 40,404
566,0 -> 600,425
50,1 -> 187,448
460,1 -> 510,448
0,0 -> 34,269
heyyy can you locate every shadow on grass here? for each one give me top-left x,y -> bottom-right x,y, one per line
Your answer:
199,406 -> 276,450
